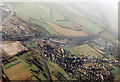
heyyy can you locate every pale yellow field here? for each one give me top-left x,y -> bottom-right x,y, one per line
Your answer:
45,21 -> 88,37
64,44 -> 104,58
74,44 -> 103,58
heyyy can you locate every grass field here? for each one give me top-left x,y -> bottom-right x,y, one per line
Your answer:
64,44 -> 104,58
57,21 -> 75,29
82,20 -> 103,34
47,61 -> 70,80
4,60 -> 20,69
54,2 -> 104,34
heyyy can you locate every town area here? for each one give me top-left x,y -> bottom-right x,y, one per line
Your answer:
1,2 -> 120,81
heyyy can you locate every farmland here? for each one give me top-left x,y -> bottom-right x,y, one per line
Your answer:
9,2 -> 104,36
46,61 -> 70,80
3,51 -> 70,80
0,41 -> 28,56
64,44 -> 104,58
44,2 -> 104,34
5,63 -> 32,80
45,21 -> 88,37
21,51 -> 70,80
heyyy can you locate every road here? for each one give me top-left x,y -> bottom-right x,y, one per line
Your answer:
44,60 -> 52,82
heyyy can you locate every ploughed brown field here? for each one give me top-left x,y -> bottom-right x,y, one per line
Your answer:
45,21 -> 88,37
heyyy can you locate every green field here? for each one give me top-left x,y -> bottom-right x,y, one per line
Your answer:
47,61 -> 70,80
64,47 -> 77,56
82,19 -> 103,34
4,60 -> 20,69
67,7 -> 103,34
55,2 -> 104,34
64,44 -> 104,58
57,21 -> 75,29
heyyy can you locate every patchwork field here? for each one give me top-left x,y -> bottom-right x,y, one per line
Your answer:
64,44 -> 104,58
45,21 -> 88,37
3,50 -> 70,80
